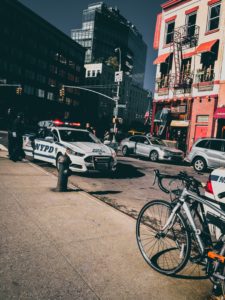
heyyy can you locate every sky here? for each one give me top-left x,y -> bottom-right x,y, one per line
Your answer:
19,0 -> 165,91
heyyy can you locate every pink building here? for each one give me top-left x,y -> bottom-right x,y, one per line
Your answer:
152,0 -> 225,152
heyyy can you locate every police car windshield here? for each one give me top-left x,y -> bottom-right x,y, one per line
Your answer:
59,129 -> 100,143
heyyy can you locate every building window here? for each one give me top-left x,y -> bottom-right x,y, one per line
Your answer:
186,12 -> 197,37
36,74 -> 46,84
24,85 -> 34,95
207,3 -> 221,31
47,92 -> 54,100
165,21 -> 175,44
87,70 -> 91,77
66,98 -> 72,105
92,70 -> 96,77
48,78 -> 56,87
196,115 -> 209,123
37,89 -> 45,98
197,41 -> 219,82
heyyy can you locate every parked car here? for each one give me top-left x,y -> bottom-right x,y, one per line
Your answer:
120,135 -> 184,162
186,138 -> 225,172
23,120 -> 117,173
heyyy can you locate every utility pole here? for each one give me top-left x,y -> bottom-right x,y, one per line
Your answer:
113,47 -> 123,142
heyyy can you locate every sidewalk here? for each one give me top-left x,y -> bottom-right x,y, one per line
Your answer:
0,149 -> 211,300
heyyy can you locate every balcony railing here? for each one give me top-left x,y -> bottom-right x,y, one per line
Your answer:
156,76 -> 170,89
196,69 -> 215,83
174,25 -> 200,49
156,72 -> 194,91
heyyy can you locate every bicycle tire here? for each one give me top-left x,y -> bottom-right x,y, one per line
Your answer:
136,199 -> 191,275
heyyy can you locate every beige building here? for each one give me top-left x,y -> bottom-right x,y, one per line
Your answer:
152,0 -> 225,151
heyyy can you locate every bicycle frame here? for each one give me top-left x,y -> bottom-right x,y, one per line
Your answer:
162,187 -> 225,257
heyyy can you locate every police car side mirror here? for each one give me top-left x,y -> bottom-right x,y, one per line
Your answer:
104,140 -> 111,145
45,136 -> 54,142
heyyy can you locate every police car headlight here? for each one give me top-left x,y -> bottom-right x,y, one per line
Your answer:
67,148 -> 85,157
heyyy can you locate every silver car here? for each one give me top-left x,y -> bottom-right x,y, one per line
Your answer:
120,135 -> 184,162
186,138 -> 225,172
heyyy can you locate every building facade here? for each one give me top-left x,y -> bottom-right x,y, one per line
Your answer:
71,2 -> 149,128
84,62 -> 148,133
71,2 -> 147,88
152,0 -> 225,152
0,0 -> 85,125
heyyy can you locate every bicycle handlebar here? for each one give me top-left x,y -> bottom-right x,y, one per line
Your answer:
153,169 -> 203,195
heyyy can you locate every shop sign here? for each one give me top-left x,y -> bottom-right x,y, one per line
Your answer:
170,120 -> 189,127
171,105 -> 187,114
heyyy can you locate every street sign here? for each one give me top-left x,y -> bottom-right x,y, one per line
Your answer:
115,71 -> 123,83
113,107 -> 118,116
117,104 -> 126,108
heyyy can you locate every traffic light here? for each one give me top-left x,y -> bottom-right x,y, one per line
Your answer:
59,87 -> 65,97
16,87 -> 22,95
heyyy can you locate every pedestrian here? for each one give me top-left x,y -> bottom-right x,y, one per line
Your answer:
7,108 -> 16,159
86,122 -> 94,134
104,130 -> 111,141
10,112 -> 25,162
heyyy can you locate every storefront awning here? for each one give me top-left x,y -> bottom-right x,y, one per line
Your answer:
196,39 -> 218,54
214,107 -> 225,119
182,51 -> 196,59
153,53 -> 171,65
170,120 -> 189,127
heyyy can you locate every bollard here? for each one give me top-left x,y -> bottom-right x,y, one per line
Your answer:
56,153 -> 72,192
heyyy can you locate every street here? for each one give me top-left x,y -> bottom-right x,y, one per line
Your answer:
0,131 -> 209,219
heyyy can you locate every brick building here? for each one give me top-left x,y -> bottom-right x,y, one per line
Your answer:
152,0 -> 225,152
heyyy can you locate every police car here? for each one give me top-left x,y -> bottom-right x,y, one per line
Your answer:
204,167 -> 225,240
23,120 -> 117,173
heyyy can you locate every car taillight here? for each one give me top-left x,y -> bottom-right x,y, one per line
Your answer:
205,179 -> 214,194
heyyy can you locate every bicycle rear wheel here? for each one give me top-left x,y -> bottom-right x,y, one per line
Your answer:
136,200 -> 191,275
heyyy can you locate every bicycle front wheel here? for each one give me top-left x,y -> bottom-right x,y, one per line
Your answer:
136,200 -> 191,275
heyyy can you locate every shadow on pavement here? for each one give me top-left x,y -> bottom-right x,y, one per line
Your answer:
79,162 -> 145,180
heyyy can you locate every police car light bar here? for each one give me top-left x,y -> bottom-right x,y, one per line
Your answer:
53,120 -> 64,126
38,120 -> 81,128
69,122 -> 81,127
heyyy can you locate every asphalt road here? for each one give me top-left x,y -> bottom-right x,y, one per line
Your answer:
0,130 -> 209,218
47,155 -> 209,218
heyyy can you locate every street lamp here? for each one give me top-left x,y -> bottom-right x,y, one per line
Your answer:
113,47 -> 122,142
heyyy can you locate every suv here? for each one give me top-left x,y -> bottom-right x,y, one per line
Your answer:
186,138 -> 225,172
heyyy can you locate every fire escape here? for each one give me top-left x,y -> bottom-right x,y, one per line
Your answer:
170,24 -> 200,89
158,25 -> 200,137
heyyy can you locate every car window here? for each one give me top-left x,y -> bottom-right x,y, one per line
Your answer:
52,130 -> 59,142
209,140 -> 223,152
138,137 -> 148,144
37,128 -> 52,139
59,130 -> 101,143
130,136 -> 140,142
195,140 -> 210,149
150,138 -> 166,146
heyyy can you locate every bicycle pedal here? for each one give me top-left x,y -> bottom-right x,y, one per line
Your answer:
208,252 -> 225,264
